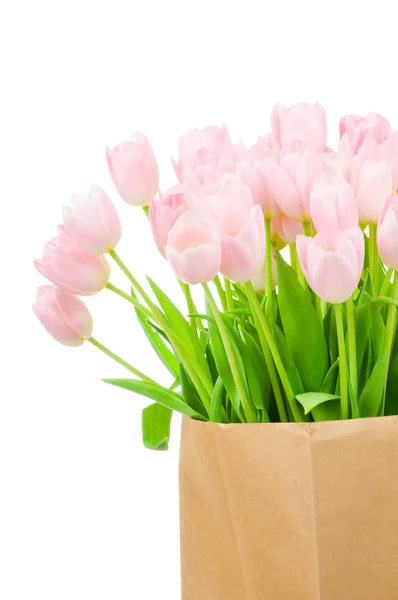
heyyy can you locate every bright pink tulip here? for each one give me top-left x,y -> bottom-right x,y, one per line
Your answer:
106,132 -> 159,206
219,205 -> 266,283
271,102 -> 327,151
265,144 -> 324,221
273,214 -> 304,245
149,185 -> 188,257
349,156 -> 393,224
62,185 -> 121,255
33,285 -> 93,346
172,125 -> 236,182
339,113 -> 394,156
165,211 -> 221,285
310,173 -> 358,232
236,157 -> 281,218
377,193 -> 398,270
34,226 -> 110,295
297,227 -> 364,303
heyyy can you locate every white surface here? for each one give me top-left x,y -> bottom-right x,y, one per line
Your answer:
1,0 -> 398,598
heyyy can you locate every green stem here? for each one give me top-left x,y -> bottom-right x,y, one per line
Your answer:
334,304 -> 349,419
202,282 -> 256,422
369,224 -> 379,293
213,275 -> 228,310
380,268 -> 393,297
142,205 -> 150,218
244,282 -> 301,421
264,219 -> 273,319
179,281 -> 203,331
382,272 -> 398,414
88,337 -> 156,383
289,245 -> 297,272
106,282 -> 153,319
108,249 -> 154,308
315,296 -> 323,324
224,278 -> 235,310
346,297 -> 358,405
303,221 -> 313,237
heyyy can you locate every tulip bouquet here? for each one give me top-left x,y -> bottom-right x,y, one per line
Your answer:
33,103 -> 398,451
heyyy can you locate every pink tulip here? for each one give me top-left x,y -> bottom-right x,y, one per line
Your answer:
358,133 -> 398,188
265,144 -> 324,221
181,160 -> 233,196
310,173 -> 358,232
172,125 -> 236,182
349,156 -> 393,224
62,185 -> 121,255
339,113 -> 394,156
297,227 -> 364,303
236,157 -> 281,218
251,249 -> 277,294
33,285 -> 93,346
149,184 -> 188,257
34,226 -> 110,295
219,205 -> 266,283
320,151 -> 350,178
196,175 -> 253,224
273,214 -> 304,245
377,193 -> 398,270
271,102 -> 327,151
165,211 -> 221,285
106,132 -> 159,206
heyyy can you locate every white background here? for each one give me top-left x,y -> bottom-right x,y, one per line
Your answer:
1,0 -> 397,598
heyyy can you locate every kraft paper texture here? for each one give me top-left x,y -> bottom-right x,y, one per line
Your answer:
179,416 -> 398,600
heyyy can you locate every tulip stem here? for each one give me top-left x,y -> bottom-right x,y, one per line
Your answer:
88,337 -> 156,384
264,219 -> 274,319
369,224 -> 379,293
106,282 -> 153,319
203,282 -> 256,423
334,304 -> 349,419
303,221 -> 313,237
382,271 -> 398,414
346,297 -> 358,410
108,249 -> 154,308
224,279 -> 235,310
178,281 -> 204,331
213,275 -> 228,311
380,268 -> 393,297
244,282 -> 301,422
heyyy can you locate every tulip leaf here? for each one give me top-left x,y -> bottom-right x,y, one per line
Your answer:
320,358 -> 340,394
357,269 -> 374,307
179,364 -> 208,419
296,392 -> 340,415
355,303 -> 371,377
273,323 -> 305,396
358,351 -> 388,417
385,351 -> 398,416
142,403 -> 172,451
209,376 -> 225,423
276,253 -> 329,391
103,378 -> 206,419
240,328 -> 271,410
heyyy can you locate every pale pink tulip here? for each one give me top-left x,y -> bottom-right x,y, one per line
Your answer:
297,227 -> 364,303
271,102 -> 327,151
310,173 -> 358,232
196,175 -> 253,225
106,132 -> 159,206
172,125 -> 236,182
33,285 -> 93,346
349,156 -> 393,224
321,151 -> 350,178
339,113 -> 394,156
273,214 -> 304,245
181,159 -> 233,196
165,211 -> 221,285
149,185 -> 188,257
251,249 -> 277,294
265,144 -> 324,221
236,157 -> 281,218
219,205 -> 266,283
377,193 -> 398,270
62,185 -> 121,255
34,226 -> 110,295
358,133 -> 398,188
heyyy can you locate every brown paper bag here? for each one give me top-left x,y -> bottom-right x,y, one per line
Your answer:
179,416 -> 398,600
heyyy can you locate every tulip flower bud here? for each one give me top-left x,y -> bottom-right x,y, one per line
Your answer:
350,156 -> 393,224
251,249 -> 277,294
297,227 -> 364,303
377,193 -> 398,270
149,185 -> 188,257
33,285 -> 93,346
236,157 -> 281,219
62,185 -> 121,255
310,173 -> 358,232
272,214 -> 304,245
165,211 -> 221,285
339,113 -> 394,156
106,132 -> 159,206
271,102 -> 327,151
34,226 -> 110,295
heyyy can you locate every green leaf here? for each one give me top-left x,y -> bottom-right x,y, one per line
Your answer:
273,323 -> 305,396
355,303 -> 371,377
103,378 -> 206,419
179,364 -> 208,419
142,403 -> 172,451
357,269 -> 374,307
358,352 -> 388,417
367,295 -> 386,360
240,328 -> 271,410
209,376 -> 225,423
320,358 -> 340,394
296,392 -> 340,415
276,253 -> 329,391
385,351 -> 398,416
